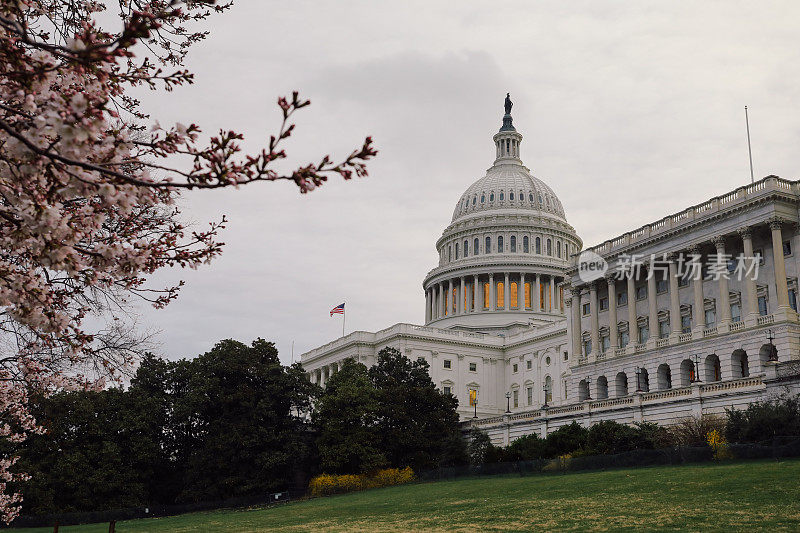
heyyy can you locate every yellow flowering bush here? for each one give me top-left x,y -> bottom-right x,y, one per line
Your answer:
309,467 -> 416,497
706,429 -> 734,460
543,453 -> 572,472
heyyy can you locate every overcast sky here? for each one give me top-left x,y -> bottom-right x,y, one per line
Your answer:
131,1 -> 800,364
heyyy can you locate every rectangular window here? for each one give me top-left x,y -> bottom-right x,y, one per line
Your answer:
599,297 -> 608,311
758,295 -> 768,316
601,335 -> 610,352
513,389 -> 518,408
783,240 -> 792,256
731,303 -> 741,323
636,286 -> 647,300
656,279 -> 668,294
708,307 -> 720,325
681,315 -> 691,333
582,302 -> 591,315
790,289 -> 798,312
619,330 -> 629,348
469,362 -> 477,372
583,339 -> 592,356
527,386 -> 533,405
638,325 -> 649,344
455,243 -> 459,259
443,359 -> 451,369
526,360 -> 532,370
617,292 -> 628,306
659,320 -> 669,339
443,386 -> 451,395
513,363 -> 518,373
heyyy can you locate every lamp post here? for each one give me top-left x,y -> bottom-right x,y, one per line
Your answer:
767,329 -> 779,362
586,376 -> 592,400
692,355 -> 702,383
473,397 -> 478,419
505,391 -> 511,413
635,367 -> 642,392
542,383 -> 550,409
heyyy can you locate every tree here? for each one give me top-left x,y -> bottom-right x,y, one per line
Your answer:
314,360 -> 385,474
172,339 -> 316,502
0,0 -> 375,519
368,347 -> 467,471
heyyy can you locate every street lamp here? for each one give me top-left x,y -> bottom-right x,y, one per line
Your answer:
692,355 -> 702,383
473,397 -> 478,419
766,329 -> 779,362
542,382 -> 550,409
586,376 -> 593,400
505,391 -> 511,413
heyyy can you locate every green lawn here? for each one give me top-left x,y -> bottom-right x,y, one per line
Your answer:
20,459 -> 800,532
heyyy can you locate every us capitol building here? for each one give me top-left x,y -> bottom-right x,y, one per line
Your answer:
301,96 -> 800,444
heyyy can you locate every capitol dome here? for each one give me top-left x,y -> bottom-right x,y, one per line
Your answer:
422,95 -> 582,332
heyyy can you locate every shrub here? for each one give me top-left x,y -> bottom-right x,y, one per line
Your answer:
725,395 -> 800,443
543,422 -> 588,458
467,428 -> 495,465
309,468 -> 415,497
504,433 -> 545,461
707,429 -> 734,461
664,415 -> 725,446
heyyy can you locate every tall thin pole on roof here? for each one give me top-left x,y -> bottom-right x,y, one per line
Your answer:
745,106 -> 755,184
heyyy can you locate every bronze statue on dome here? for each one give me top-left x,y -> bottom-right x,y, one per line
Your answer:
504,93 -> 512,115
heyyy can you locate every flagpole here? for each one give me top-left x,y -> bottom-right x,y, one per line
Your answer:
745,105 -> 754,184
342,302 -> 346,337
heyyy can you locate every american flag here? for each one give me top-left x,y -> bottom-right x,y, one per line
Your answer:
330,303 -> 345,316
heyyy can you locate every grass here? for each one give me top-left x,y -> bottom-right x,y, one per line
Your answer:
20,458 -> 800,532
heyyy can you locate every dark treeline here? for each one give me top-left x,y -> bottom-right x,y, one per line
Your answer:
15,341 -> 466,515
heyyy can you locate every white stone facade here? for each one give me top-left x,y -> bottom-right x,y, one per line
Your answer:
301,100 -> 800,443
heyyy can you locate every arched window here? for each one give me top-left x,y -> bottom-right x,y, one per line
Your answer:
732,349 -> 749,378
538,193 -> 543,204
452,287 -> 457,313
520,190 -> 524,202
680,358 -> 695,386
472,196 -> 476,205
483,282 -> 490,309
529,193 -> 534,202
535,237 -> 541,254
615,372 -> 628,397
705,354 -> 721,382
510,236 -> 516,252
499,191 -> 504,201
597,376 -> 609,399
448,246 -> 452,262
474,238 -> 479,255
510,191 -> 514,201
524,282 -> 531,308
523,236 -> 529,253
486,236 -> 491,254
498,236 -> 504,252
657,364 -> 672,390
510,282 -> 518,308
463,240 -> 468,258
496,282 -> 504,308
544,376 -> 553,403
481,194 -> 485,203
546,239 -> 552,256
578,379 -> 589,401
557,241 -> 562,258
455,243 -> 459,260
490,192 -> 495,202
638,368 -> 650,392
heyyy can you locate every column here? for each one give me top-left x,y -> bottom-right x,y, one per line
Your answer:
713,237 -> 731,326
472,276 -> 483,313
504,272 -> 510,310
739,227 -> 759,324
520,272 -> 526,309
571,287 -> 582,358
626,272 -> 636,353
668,257 -> 681,340
647,266 -> 658,347
459,277 -> 465,315
425,289 -> 431,323
489,273 -> 495,310
590,282 -> 600,357
770,219 -> 791,312
607,276 -> 618,350
692,245 -> 705,335
550,276 -> 556,313
535,274 -> 541,311
447,279 -> 453,316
